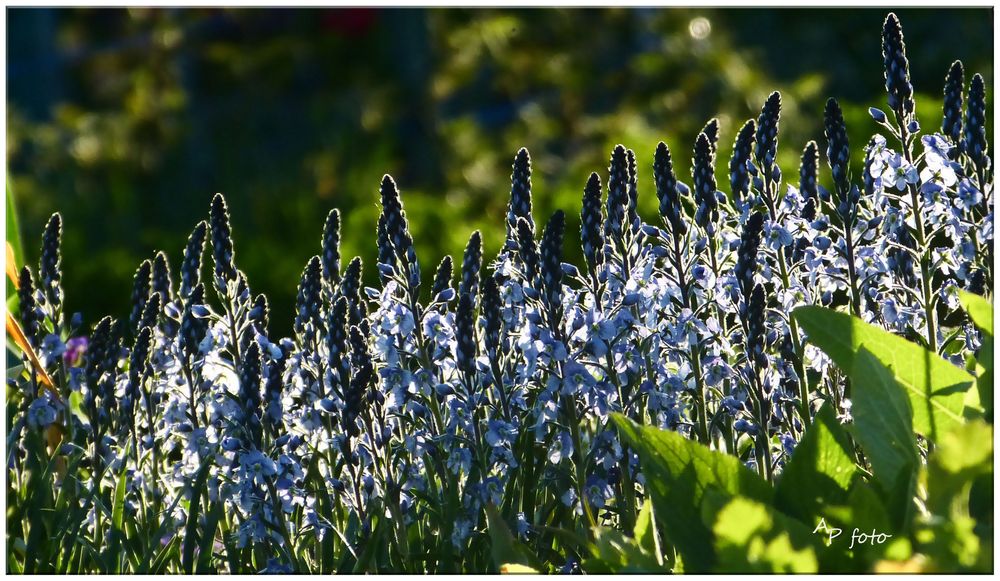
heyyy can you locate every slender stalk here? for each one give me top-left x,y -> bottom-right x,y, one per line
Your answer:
898,126 -> 938,353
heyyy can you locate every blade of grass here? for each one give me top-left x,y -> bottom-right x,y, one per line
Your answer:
182,460 -> 213,573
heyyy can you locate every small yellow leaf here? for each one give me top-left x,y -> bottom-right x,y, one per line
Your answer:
500,563 -> 539,574
6,242 -> 18,289
874,555 -> 928,573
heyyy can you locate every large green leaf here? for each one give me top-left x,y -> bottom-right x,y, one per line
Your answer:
958,291 -> 993,337
484,503 -> 542,573
851,348 -> 919,528
611,414 -> 772,572
925,419 -> 992,520
794,306 -> 974,442
775,403 -> 859,523
586,527 -> 668,573
711,496 -> 820,573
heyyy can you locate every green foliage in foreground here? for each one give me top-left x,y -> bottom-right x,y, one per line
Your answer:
563,297 -> 992,574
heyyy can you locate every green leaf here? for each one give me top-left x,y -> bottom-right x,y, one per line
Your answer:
68,391 -> 89,426
6,180 -> 23,265
351,515 -> 384,574
958,291 -> 993,337
182,461 -> 213,573
913,516 -> 987,572
633,498 -> 662,564
712,496 -> 820,573
925,419 -> 992,519
974,334 -> 993,421
484,503 -> 542,572
196,501 -> 223,573
6,179 -> 23,317
958,291 -> 993,419
584,526 -> 669,573
816,479 -> 904,568
794,306 -> 973,441
107,468 -> 129,573
149,532 -> 180,574
611,413 -> 772,572
851,348 -> 919,527
775,402 -> 859,523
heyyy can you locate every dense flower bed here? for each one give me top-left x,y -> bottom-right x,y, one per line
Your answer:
6,12 -> 992,573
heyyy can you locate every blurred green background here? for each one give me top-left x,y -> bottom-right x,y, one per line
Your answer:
7,8 -> 993,335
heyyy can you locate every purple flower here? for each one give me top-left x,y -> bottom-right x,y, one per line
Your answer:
63,336 -> 88,367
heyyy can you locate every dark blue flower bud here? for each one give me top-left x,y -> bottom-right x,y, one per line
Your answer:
702,117 -> 720,155
209,194 -> 238,291
640,224 -> 661,239
942,61 -> 964,148
377,262 -> 396,279
824,98 -> 854,221
963,73 -> 990,178
239,341 -> 263,447
692,133 -> 719,235
735,212 -> 765,303
539,210 -> 566,324
179,221 -> 207,300
432,255 -> 453,300
746,284 -> 768,368
460,230 -> 482,303
455,293 -> 477,379
139,292 -> 161,332
516,217 -> 540,284
38,213 -> 63,323
754,92 -> 781,181
222,437 -> 240,452
321,208 -> 342,287
605,145 -> 629,246
507,148 -> 534,240
340,257 -> 364,326
882,13 -> 915,122
653,142 -> 688,238
17,267 -> 42,349
581,172 -> 605,276
729,120 -> 756,205
151,250 -> 173,305
626,148 -> 640,233
294,256 -> 324,347
561,263 -> 581,279
126,326 -> 153,423
129,260 -> 152,335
